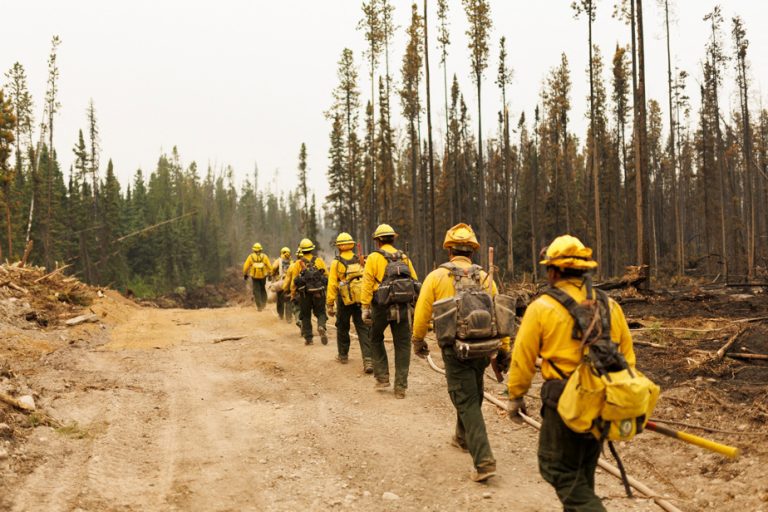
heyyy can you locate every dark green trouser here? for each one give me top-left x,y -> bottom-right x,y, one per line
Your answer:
370,304 -> 411,389
538,405 -> 606,512
335,300 -> 371,360
251,278 -> 267,310
299,291 -> 327,340
442,347 -> 496,471
276,291 -> 292,320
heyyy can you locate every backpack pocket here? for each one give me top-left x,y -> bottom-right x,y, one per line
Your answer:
432,297 -> 458,345
339,277 -> 362,305
556,364 -> 605,434
494,294 -> 517,337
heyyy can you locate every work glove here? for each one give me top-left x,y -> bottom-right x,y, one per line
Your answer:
496,349 -> 511,374
507,397 -> 527,423
326,303 -> 336,317
243,275 -> 248,281
412,338 -> 429,359
361,306 -> 373,326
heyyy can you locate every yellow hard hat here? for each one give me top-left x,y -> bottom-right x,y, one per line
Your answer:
252,242 -> 263,252
443,223 -> 480,251
373,223 -> 397,239
299,238 -> 315,252
539,235 -> 598,270
281,246 -> 291,256
335,232 -> 355,247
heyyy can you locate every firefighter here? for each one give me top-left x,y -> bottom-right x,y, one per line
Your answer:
360,224 -> 418,399
284,238 -> 328,345
271,247 -> 293,322
242,243 -> 271,311
411,223 -> 510,482
507,235 -> 636,511
326,232 -> 373,371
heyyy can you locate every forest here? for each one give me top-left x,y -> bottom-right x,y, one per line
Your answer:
1,0 -> 767,294
324,0 -> 768,284
0,38 -> 320,295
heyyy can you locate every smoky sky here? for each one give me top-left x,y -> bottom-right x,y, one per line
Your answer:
2,0 -> 766,204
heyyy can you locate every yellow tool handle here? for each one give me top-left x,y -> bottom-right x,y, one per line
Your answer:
647,421 -> 740,459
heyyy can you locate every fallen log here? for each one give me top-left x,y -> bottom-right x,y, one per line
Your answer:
715,328 -> 746,360
727,353 -> 768,361
0,392 -> 35,412
212,335 -> 246,344
64,313 -> 99,326
595,265 -> 649,291
33,264 -> 72,283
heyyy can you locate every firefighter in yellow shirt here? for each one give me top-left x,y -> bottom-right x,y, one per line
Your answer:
271,247 -> 293,323
242,243 -> 271,311
326,233 -> 373,370
506,235 -> 636,511
283,238 -> 328,345
411,223 -> 510,482
360,224 -> 418,399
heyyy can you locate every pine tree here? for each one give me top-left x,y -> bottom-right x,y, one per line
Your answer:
463,0 -> 492,263
297,143 -> 309,235
0,89 -> 16,260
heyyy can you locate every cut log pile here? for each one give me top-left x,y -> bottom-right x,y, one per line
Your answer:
0,262 -> 97,328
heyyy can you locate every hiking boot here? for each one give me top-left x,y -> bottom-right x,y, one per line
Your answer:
469,466 -> 497,483
363,359 -> 374,374
374,379 -> 390,390
304,338 -> 313,346
319,326 -> 328,345
450,436 -> 469,453
394,388 -> 406,399
335,355 -> 349,364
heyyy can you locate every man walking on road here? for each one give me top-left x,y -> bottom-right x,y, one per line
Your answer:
360,224 -> 418,399
506,235 -> 636,511
285,238 -> 329,346
411,223 -> 510,482
271,247 -> 293,322
326,232 -> 372,371
242,243 -> 271,311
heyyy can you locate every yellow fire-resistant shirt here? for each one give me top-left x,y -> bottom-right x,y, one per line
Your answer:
242,252 -> 272,279
272,255 -> 292,277
360,244 -> 418,307
326,250 -> 363,306
507,277 -> 636,400
283,254 -> 328,297
412,255 -> 510,351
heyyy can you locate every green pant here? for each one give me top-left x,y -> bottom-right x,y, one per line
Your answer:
276,290 -> 292,320
538,406 -> 606,512
335,300 -> 371,361
251,278 -> 267,310
370,304 -> 411,389
442,347 -> 496,471
299,291 -> 327,341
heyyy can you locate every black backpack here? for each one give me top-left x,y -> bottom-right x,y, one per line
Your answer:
294,256 -> 327,294
373,250 -> 418,305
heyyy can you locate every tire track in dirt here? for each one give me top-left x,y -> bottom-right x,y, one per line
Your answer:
9,304 -> 661,511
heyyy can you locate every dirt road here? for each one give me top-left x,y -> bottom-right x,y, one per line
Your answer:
0,299 -> 744,511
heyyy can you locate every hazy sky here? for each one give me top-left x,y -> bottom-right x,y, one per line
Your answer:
3,1 -> 766,202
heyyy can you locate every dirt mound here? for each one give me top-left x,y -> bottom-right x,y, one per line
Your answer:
139,268 -> 256,309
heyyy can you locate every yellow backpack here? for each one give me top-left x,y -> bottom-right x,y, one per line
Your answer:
337,255 -> 363,306
250,254 -> 268,279
545,286 -> 660,442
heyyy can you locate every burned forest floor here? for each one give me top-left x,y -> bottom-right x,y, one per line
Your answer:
1,265 -> 767,512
